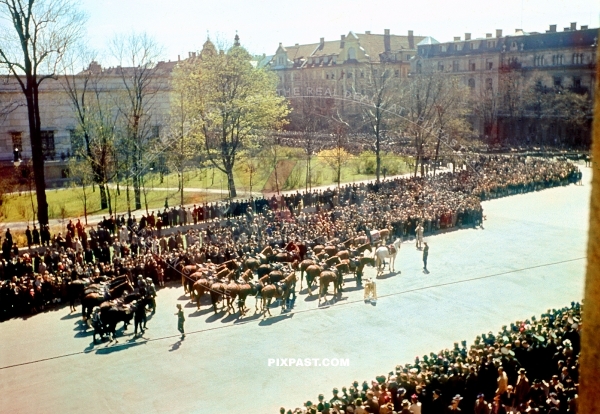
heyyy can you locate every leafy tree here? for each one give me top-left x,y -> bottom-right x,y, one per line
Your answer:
173,43 -> 289,198
0,0 -> 86,225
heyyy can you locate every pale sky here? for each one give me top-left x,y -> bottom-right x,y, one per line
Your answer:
79,0 -> 599,63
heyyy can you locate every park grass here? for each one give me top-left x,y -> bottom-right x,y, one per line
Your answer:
1,152 -> 412,224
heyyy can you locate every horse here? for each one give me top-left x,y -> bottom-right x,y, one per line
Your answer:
67,279 -> 89,313
81,281 -> 133,321
298,259 -> 315,289
374,238 -> 402,276
318,270 -> 340,304
303,264 -> 322,295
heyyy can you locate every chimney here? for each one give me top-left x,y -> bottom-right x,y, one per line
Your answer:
454,36 -> 461,41
581,25 -> 588,30
340,34 -> 346,48
178,54 -> 180,61
465,33 -> 471,40
570,22 -> 577,31
486,33 -> 492,38
320,37 -> 324,48
365,31 -> 371,35
295,43 -> 299,46
515,29 -> 521,33
384,29 -> 391,52
408,30 -> 414,48
496,29 -> 503,38
188,52 -> 193,58
548,24 -> 557,33
564,27 -> 570,32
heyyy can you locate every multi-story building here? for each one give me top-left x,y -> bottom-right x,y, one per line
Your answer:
268,30 -> 425,127
411,23 -> 597,146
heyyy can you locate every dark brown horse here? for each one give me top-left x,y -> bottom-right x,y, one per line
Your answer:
82,281 -> 133,320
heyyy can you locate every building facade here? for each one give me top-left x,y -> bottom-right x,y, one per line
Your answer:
268,30 -> 425,128
411,23 -> 597,146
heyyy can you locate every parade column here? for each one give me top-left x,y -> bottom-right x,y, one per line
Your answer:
580,39 -> 600,414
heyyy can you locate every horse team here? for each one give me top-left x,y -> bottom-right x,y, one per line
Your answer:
179,229 -> 402,316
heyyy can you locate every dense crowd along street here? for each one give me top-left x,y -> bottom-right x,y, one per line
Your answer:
283,302 -> 581,414
0,155 -> 580,324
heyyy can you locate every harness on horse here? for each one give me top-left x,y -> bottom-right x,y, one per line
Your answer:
386,244 -> 397,255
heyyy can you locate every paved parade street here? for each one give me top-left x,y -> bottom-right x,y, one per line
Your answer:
0,167 -> 591,414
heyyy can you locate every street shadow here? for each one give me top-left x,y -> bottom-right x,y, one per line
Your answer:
61,312 -> 81,320
342,285 -> 363,292
177,295 -> 189,300
303,294 -> 318,302
189,307 -> 212,317
376,271 -> 399,280
259,313 -> 293,326
423,269 -> 430,274
234,312 -> 262,324
95,340 -> 145,355
221,312 -> 238,323
169,338 -> 184,352
205,311 -> 225,323
74,326 -> 93,337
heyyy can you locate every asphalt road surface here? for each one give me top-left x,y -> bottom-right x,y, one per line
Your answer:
0,167 -> 590,414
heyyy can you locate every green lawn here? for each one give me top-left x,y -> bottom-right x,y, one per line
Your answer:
1,151 -> 412,224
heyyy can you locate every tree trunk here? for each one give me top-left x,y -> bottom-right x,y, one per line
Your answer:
227,168 -> 237,198
433,135 -> 442,177
375,133 -> 381,182
26,84 -> 49,226
134,174 -> 142,210
99,184 -> 108,210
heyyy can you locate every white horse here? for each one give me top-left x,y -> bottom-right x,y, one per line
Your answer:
374,238 -> 401,275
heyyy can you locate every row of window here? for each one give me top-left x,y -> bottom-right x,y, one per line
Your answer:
439,40 -> 497,53
10,131 -> 55,160
533,53 -> 586,66
436,59 -> 494,72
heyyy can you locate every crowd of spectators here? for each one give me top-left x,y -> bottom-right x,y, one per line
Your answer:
283,302 -> 581,414
0,156 -> 581,320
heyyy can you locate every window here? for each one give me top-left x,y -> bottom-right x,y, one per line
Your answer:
486,59 -> 493,70
469,43 -> 474,50
438,61 -> 444,71
486,78 -> 493,90
468,78 -> 475,90
394,69 -> 400,77
11,131 -> 22,152
347,71 -> 352,79
535,55 -> 546,66
440,45 -> 447,52
572,53 -> 584,64
151,125 -> 160,138
452,60 -> 459,72
469,60 -> 476,71
360,71 -> 364,78
416,62 -> 422,74
406,54 -> 411,61
372,69 -> 378,77
487,41 -> 496,49
573,77 -> 581,88
455,44 -> 461,51
11,131 -> 22,161
41,130 -> 55,160
554,76 -> 562,88
331,72 -> 335,79
348,47 -> 356,60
